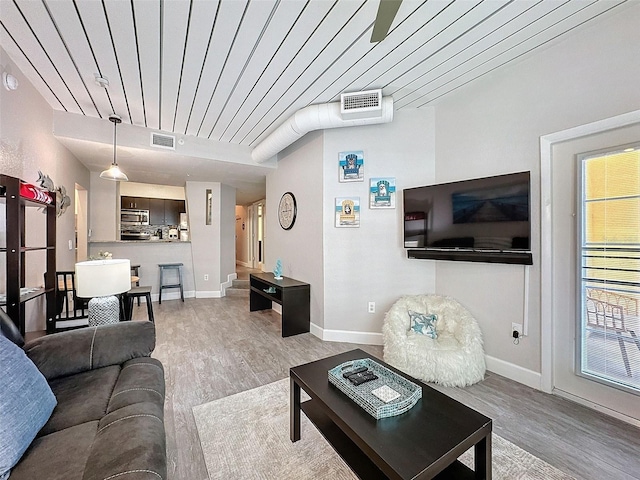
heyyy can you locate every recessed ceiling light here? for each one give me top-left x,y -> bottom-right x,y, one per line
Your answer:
623,148 -> 635,152
94,74 -> 109,88
2,72 -> 19,91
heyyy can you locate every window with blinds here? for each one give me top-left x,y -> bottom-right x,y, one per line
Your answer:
579,144 -> 640,393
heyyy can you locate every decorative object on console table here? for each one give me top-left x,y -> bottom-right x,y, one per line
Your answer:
273,259 -> 283,280
75,259 -> 131,326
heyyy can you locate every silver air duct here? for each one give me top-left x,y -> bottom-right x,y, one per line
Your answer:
251,93 -> 393,163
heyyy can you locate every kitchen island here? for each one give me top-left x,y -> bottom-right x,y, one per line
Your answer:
89,240 -> 195,302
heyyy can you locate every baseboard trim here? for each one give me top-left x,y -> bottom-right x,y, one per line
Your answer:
221,272 -> 238,296
311,323 -> 384,346
552,388 -> 640,427
306,325 -> 543,389
485,355 -> 542,390
196,291 -> 222,298
151,291 -> 196,302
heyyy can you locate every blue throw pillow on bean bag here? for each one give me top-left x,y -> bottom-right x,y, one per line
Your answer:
408,310 -> 438,339
0,334 -> 57,480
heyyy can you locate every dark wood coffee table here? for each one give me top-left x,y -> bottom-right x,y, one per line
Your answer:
290,349 -> 492,479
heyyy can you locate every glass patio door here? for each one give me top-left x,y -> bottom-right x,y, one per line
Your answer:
550,125 -> 640,423
578,145 -> 640,393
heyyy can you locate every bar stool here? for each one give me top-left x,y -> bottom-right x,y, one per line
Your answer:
131,264 -> 141,306
158,263 -> 184,304
124,286 -> 154,322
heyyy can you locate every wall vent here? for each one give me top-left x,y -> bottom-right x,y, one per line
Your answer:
150,132 -> 175,150
340,89 -> 383,119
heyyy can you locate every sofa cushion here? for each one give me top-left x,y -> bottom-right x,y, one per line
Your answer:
84,402 -> 166,480
108,357 -> 165,413
25,322 -> 156,381
9,421 -> 98,480
0,335 -> 57,480
40,366 -> 120,436
0,309 -> 25,347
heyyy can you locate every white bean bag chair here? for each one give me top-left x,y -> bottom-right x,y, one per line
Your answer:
383,294 -> 486,387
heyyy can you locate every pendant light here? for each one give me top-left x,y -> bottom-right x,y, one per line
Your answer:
100,114 -> 128,181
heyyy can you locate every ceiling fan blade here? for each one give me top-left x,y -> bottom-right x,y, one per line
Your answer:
370,0 -> 402,43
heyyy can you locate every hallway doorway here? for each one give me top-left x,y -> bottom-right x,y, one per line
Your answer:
249,200 -> 265,271
75,184 -> 88,263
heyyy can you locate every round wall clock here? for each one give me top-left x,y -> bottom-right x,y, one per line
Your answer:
278,192 -> 297,230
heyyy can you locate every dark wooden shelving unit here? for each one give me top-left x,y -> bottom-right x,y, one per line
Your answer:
1,174 -> 56,335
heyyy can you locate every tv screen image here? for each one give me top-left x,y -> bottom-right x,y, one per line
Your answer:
403,172 -> 531,253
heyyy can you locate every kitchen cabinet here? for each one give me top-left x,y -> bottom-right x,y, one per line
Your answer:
148,199 -> 185,226
149,198 -> 166,225
1,174 -> 56,335
121,196 -> 149,210
165,200 -> 185,226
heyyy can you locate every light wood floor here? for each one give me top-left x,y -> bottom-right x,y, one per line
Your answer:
141,296 -> 640,480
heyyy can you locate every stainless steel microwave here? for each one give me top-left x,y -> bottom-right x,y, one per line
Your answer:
121,209 -> 149,226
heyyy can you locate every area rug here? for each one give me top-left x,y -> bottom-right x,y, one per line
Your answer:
193,379 -> 574,480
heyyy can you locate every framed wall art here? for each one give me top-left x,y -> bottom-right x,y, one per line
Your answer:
335,197 -> 360,227
369,177 -> 396,209
338,151 -> 364,182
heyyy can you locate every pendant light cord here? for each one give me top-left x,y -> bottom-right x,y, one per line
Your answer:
110,114 -> 122,167
113,117 -> 118,166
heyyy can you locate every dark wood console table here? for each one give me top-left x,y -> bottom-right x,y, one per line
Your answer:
249,273 -> 310,337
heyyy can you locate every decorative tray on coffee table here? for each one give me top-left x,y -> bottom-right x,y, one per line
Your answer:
328,358 -> 422,419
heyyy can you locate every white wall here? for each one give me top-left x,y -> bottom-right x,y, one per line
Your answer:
186,182 -> 221,296
1,47 -> 90,331
266,109 -> 437,342
120,182 -> 185,200
89,171 -> 119,242
434,4 -> 640,379
266,131 -> 325,328
219,183 -> 236,283
185,181 -> 236,294
322,108 -> 436,343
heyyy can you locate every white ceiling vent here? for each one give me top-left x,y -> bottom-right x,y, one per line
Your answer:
340,89 -> 383,120
150,132 -> 175,150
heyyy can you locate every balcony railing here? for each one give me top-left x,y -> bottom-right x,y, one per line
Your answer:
580,245 -> 640,392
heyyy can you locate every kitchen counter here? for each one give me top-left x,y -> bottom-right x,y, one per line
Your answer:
88,241 -> 194,301
91,239 -> 190,244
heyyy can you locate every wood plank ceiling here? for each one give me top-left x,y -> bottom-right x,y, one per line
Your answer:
0,0 -> 629,199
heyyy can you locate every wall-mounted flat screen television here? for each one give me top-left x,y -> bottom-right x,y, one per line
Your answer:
403,172 -> 532,264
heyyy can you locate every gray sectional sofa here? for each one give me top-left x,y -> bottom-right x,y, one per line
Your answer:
0,314 -> 166,480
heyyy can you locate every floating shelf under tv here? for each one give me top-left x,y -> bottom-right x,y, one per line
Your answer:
407,248 -> 533,265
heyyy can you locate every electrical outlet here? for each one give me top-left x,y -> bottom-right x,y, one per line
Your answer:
368,302 -> 375,313
68,240 -> 73,250
511,322 -> 523,338
204,274 -> 209,281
